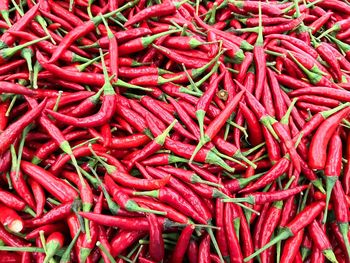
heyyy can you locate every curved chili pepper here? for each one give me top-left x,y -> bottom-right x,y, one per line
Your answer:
24,201 -> 78,227
104,174 -> 165,215
308,106 -> 350,169
308,220 -> 338,262
280,229 -> 304,263
28,178 -> 45,217
124,1 -> 186,27
0,98 -> 46,155
171,225 -> 195,262
0,3 -> 39,49
21,161 -> 78,203
147,212 -> 165,262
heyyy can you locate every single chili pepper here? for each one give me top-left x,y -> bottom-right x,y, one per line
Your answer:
224,203 -> 244,263
259,179 -> 294,263
224,185 -> 307,205
280,229 -> 304,263
25,223 -> 66,240
9,146 -> 35,209
110,230 -> 146,257
49,1 -> 137,63
140,153 -> 188,166
321,130 -> 342,224
292,103 -> 349,142
0,187 -> 34,216
97,153 -> 171,191
152,44 -> 209,68
32,130 -> 88,164
308,106 -> 350,169
194,71 -> 225,138
24,200 -> 79,227
239,154 -> 290,194
198,233 -> 210,263
308,220 -> 338,262
332,180 -> 350,260
84,28 -> 152,48
234,14 -> 306,35
119,30 -> 179,56
28,178 -> 45,217
187,239 -> 199,263
132,196 -> 189,224
10,31 -> 88,63
21,161 -> 78,203
214,192 -> 230,261
104,174 -> 165,215
170,224 -> 195,263
0,204 -> 23,233
79,211 -> 172,231
245,201 -> 325,261
147,212 -> 165,262
124,0 -> 188,27
239,102 -> 264,146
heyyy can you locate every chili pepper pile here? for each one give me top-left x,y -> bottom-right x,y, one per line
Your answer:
2,0 -> 350,262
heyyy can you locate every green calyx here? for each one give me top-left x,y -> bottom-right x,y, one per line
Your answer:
125,199 -> 166,215
321,102 -> 350,119
155,120 -> 177,145
323,249 -> 339,263
43,240 -> 61,263
2,36 -> 49,61
244,228 -> 293,262
59,229 -> 81,263
92,0 -> 138,25
142,29 -> 181,48
99,48 -> 115,96
206,150 -> 235,173
221,195 -> 255,205
322,175 -> 338,224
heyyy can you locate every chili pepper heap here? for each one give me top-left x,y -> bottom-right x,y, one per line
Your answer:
1,0 -> 350,262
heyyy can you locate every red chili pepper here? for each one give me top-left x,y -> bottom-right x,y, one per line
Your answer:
280,229 -> 304,263
147,212 -> 165,262
28,178 -> 45,217
104,174 -> 165,215
124,0 -> 187,27
170,224 -> 195,262
0,204 -> 23,233
25,223 -> 66,240
224,203 -> 243,263
308,220 -> 338,262
110,230 -> 146,257
308,107 -> 350,169
0,3 -> 39,49
225,185 -> 307,205
21,161 -> 78,203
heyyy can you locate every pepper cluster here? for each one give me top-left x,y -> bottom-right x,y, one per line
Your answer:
1,0 -> 350,262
